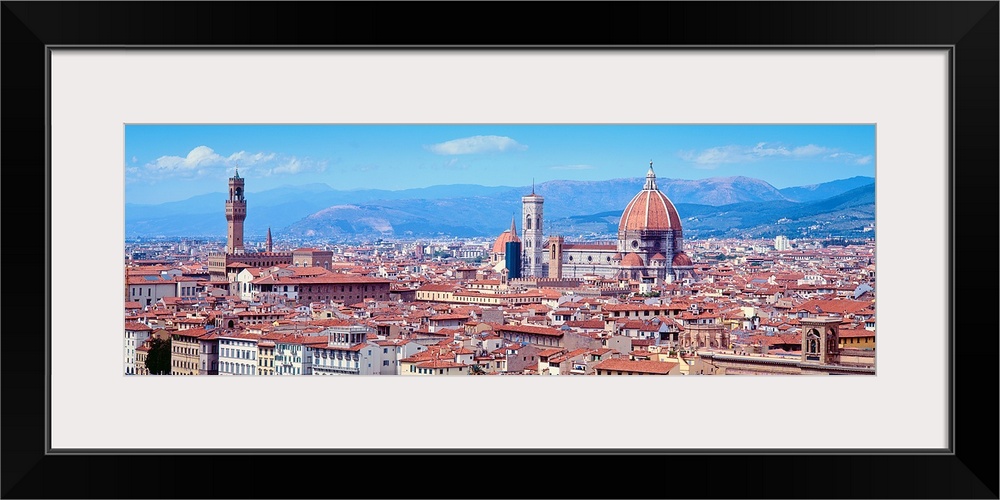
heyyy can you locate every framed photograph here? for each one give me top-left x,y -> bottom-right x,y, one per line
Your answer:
3,1 -> 996,498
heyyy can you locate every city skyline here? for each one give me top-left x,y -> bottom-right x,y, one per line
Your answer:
122,122 -> 877,379
125,124 -> 876,204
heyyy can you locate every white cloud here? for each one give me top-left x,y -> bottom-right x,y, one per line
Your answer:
260,157 -> 327,176
271,158 -> 302,175
427,135 -> 527,155
680,142 -> 866,167
791,144 -> 829,156
752,142 -> 791,157
135,146 -> 324,181
149,145 -> 223,171
826,152 -> 873,165
228,150 -> 277,165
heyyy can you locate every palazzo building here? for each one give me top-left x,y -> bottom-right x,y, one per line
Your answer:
207,170 -> 293,283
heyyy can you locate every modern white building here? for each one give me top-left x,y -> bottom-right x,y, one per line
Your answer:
308,325 -> 381,375
774,235 -> 791,251
126,274 -> 180,308
275,336 -> 312,375
372,339 -> 428,375
198,330 -> 220,375
235,268 -> 259,302
218,333 -> 259,376
124,322 -> 153,375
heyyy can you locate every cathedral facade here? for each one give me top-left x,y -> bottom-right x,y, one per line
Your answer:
500,162 -> 694,284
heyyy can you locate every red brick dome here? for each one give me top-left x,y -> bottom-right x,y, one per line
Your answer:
492,217 -> 520,254
620,252 -> 645,267
672,252 -> 693,266
492,230 -> 520,254
618,164 -> 682,232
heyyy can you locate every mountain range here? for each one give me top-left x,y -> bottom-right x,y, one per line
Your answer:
125,175 -> 875,241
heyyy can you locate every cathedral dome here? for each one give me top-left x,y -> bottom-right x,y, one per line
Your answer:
618,163 -> 682,232
492,218 -> 521,254
650,253 -> 667,262
672,252 -> 693,266
620,252 -> 645,267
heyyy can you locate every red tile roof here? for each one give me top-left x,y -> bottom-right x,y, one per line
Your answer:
838,329 -> 874,338
429,314 -> 469,322
496,324 -> 565,337
416,359 -> 466,369
538,348 -> 566,358
549,348 -> 590,364
593,358 -> 678,374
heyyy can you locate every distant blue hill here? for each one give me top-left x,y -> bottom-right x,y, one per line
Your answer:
546,183 -> 875,240
125,176 -> 875,240
778,176 -> 875,202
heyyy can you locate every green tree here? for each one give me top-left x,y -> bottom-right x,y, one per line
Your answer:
145,337 -> 172,375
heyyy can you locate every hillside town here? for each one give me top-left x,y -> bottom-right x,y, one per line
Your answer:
125,165 -> 876,376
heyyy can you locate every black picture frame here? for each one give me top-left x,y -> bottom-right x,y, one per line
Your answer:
3,2 -> 997,499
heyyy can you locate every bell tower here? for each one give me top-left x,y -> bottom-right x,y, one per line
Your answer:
225,169 -> 247,254
800,315 -> 842,365
521,181 -> 545,277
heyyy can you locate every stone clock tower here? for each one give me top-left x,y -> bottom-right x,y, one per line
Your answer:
225,170 -> 247,254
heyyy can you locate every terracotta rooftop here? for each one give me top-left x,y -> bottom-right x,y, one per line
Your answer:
593,358 -> 679,374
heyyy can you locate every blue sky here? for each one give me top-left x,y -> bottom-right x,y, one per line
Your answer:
125,124 -> 875,204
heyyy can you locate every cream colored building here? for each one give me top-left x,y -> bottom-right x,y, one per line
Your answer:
171,328 -> 205,375
136,341 -> 150,375
258,340 -> 276,375
407,359 -> 469,376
